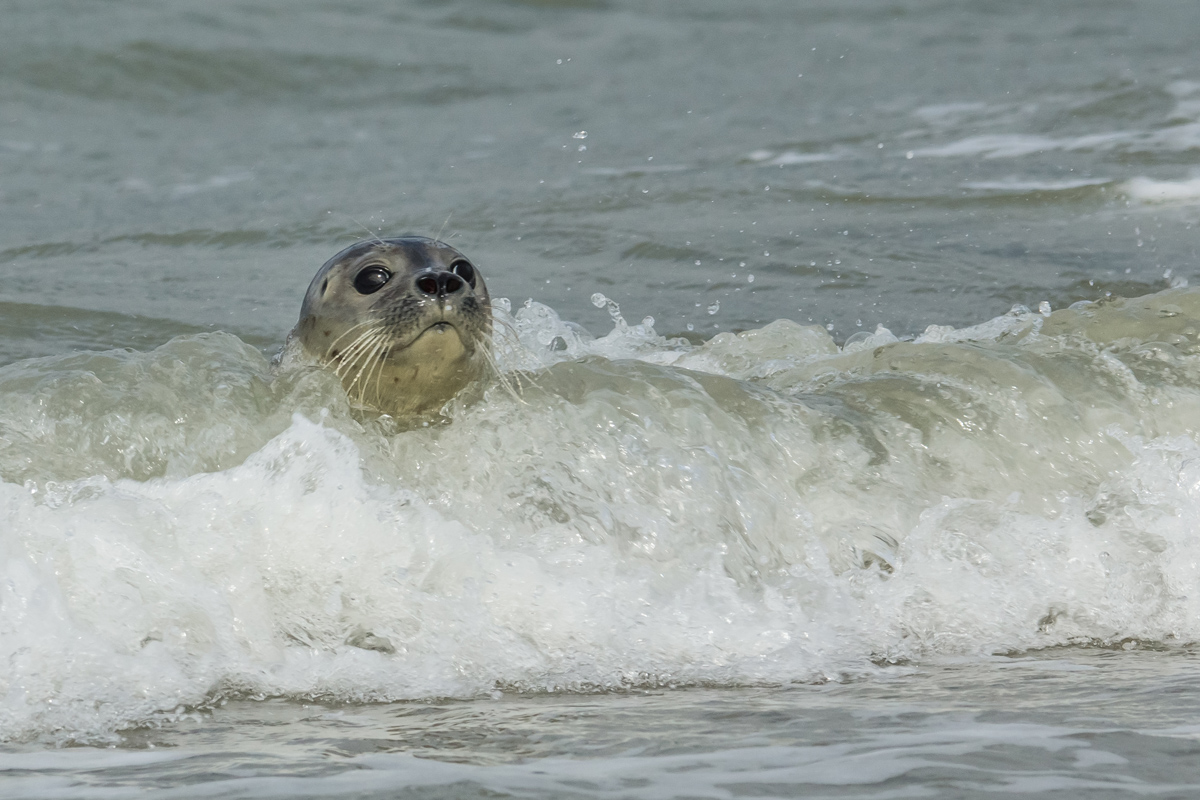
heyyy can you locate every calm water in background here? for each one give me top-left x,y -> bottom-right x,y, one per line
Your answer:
4,1 -> 1200,797
3,0 -> 1198,355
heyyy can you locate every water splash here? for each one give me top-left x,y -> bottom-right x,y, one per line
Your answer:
6,289 -> 1200,741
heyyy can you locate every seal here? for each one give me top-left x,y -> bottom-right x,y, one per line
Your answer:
290,236 -> 492,417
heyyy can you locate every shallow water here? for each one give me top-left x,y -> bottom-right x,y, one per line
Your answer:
7,649 -> 1200,799
5,0 -> 1200,798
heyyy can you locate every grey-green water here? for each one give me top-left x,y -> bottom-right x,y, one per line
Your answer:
4,1 -> 1200,798
10,650 -> 1200,799
3,0 -> 1198,357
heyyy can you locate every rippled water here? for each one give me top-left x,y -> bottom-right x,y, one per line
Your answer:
4,1 -> 1200,798
10,650 -> 1200,799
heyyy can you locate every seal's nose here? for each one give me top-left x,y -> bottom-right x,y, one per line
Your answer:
415,271 -> 464,297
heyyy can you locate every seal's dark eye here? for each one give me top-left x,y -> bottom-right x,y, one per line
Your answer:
353,266 -> 392,295
449,260 -> 476,288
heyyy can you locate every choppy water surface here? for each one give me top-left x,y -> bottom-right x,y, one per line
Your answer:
4,0 -> 1200,797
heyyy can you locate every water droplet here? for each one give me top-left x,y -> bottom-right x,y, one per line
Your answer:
706,301 -> 720,315
1039,301 -> 1052,316
591,293 -> 628,327
578,145 -> 587,152
573,131 -> 588,139
906,151 -> 914,159
747,274 -> 755,283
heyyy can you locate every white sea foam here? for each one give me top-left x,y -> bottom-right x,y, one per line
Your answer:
169,172 -> 255,199
911,134 -> 1065,159
581,164 -> 689,177
7,290 -> 1200,741
960,178 -> 1111,193
911,124 -> 1200,160
1121,176 -> 1200,204
910,132 -> 1136,159
912,102 -> 990,124
745,150 -> 840,166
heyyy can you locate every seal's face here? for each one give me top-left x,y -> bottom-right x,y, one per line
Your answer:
294,237 -> 492,416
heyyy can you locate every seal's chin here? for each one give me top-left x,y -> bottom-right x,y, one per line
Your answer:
393,320 -> 470,364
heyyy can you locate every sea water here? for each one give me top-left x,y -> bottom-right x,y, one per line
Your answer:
4,1 -> 1200,798
7,293 -> 1200,797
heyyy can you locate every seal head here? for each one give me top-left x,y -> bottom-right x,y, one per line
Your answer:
293,236 -> 492,416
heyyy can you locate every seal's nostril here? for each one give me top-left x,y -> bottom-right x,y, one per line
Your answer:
416,275 -> 439,295
442,274 -> 463,294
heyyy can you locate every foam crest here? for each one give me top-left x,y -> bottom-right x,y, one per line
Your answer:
1122,176 -> 1200,204
7,289 -> 1200,740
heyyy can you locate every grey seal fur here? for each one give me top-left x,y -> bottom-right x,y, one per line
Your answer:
290,236 -> 492,417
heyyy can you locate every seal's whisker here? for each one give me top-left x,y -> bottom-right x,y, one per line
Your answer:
340,327 -> 381,361
364,336 -> 394,407
368,337 -> 393,409
476,330 -> 531,405
325,320 -> 377,361
475,331 -> 503,377
508,365 -> 541,399
344,214 -> 387,247
336,333 -> 386,393
332,329 -> 379,379
348,333 -> 384,388
347,350 -> 376,405
435,211 -> 454,243
490,315 -> 522,349
344,333 -> 387,398
477,315 -> 549,400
